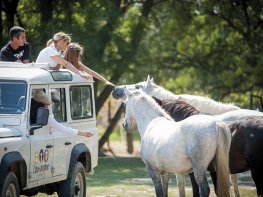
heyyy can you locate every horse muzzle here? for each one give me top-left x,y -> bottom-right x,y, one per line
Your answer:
111,86 -> 126,100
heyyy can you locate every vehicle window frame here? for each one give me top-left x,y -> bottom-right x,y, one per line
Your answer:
69,85 -> 93,120
50,88 -> 67,122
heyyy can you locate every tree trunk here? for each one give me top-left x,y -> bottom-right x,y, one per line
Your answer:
39,0 -> 53,24
125,131 -> 134,154
99,103 -> 124,150
98,0 -> 155,148
2,0 -> 19,30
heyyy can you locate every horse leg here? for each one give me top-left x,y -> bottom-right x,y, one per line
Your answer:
193,168 -> 210,197
210,171 -> 217,194
207,161 -> 217,195
176,173 -> 186,197
231,174 -> 241,197
189,172 -> 200,197
161,172 -> 169,197
251,168 -> 263,197
197,175 -> 210,197
147,166 -> 164,197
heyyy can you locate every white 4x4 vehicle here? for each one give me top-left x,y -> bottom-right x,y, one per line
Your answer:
0,62 -> 98,197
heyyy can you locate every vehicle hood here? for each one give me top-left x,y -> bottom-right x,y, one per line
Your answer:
0,116 -> 21,126
0,127 -> 22,137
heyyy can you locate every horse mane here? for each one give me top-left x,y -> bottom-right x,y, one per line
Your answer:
152,97 -> 200,121
149,82 -> 240,115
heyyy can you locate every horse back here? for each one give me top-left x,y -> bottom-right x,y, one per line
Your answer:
228,116 -> 263,173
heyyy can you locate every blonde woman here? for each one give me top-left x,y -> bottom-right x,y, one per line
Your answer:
36,32 -> 89,80
64,42 -> 115,86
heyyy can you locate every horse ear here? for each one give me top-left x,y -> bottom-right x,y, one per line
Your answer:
146,75 -> 151,82
146,75 -> 152,86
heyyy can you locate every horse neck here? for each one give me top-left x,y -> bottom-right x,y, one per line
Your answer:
178,95 -> 241,115
148,87 -> 179,100
148,86 -> 240,115
132,102 -> 165,137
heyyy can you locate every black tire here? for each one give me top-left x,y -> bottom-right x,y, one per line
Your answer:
57,162 -> 86,197
0,172 -> 20,197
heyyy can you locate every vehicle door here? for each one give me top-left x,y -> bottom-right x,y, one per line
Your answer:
49,85 -> 73,177
28,86 -> 54,182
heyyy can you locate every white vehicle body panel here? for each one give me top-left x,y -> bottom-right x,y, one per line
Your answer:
0,62 -> 98,192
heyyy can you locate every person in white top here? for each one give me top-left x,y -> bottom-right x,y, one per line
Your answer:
36,32 -> 90,80
31,90 -> 94,137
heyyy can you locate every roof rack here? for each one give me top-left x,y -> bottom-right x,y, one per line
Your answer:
0,61 -> 50,69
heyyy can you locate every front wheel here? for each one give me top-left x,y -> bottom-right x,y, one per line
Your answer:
0,172 -> 20,197
57,162 -> 86,197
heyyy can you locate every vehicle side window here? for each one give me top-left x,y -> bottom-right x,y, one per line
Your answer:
30,88 -> 45,125
70,86 -> 93,119
51,88 -> 67,122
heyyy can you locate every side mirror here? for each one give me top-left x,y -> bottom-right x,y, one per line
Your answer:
36,107 -> 49,126
30,107 -> 49,135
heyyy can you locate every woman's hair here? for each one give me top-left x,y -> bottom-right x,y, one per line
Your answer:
46,32 -> 72,47
64,42 -> 83,69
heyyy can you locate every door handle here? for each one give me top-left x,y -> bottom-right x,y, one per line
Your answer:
65,142 -> 72,146
46,144 -> 53,148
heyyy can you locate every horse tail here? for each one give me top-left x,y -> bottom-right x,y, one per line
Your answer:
215,121 -> 231,197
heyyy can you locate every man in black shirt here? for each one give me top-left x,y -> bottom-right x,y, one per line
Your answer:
0,26 -> 31,63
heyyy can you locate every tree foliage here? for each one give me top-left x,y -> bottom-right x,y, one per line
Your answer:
0,0 -> 262,110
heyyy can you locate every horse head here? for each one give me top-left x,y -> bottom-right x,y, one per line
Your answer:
111,75 -> 157,100
122,88 -> 152,132
122,88 -> 137,132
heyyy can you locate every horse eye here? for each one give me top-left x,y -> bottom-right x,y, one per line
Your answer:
135,85 -> 141,89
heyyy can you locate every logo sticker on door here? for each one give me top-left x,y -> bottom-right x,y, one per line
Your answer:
33,149 -> 50,174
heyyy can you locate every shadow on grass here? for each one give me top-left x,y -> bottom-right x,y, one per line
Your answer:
87,156 -> 257,196
87,156 -> 155,187
86,156 -> 222,188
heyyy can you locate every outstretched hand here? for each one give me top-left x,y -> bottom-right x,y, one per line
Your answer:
105,81 -> 115,87
78,131 -> 94,137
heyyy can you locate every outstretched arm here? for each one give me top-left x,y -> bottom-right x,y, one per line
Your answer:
79,62 -> 115,86
48,114 -> 94,137
51,55 -> 90,79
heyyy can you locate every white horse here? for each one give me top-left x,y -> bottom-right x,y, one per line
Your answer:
112,75 -> 263,121
113,75 -> 240,115
121,88 -> 231,197
111,76 -> 263,197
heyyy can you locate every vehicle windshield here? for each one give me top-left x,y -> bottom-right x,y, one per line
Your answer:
0,80 -> 27,114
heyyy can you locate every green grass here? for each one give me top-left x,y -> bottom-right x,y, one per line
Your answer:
22,156 -> 257,197
86,156 -> 181,197
86,157 -> 257,197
